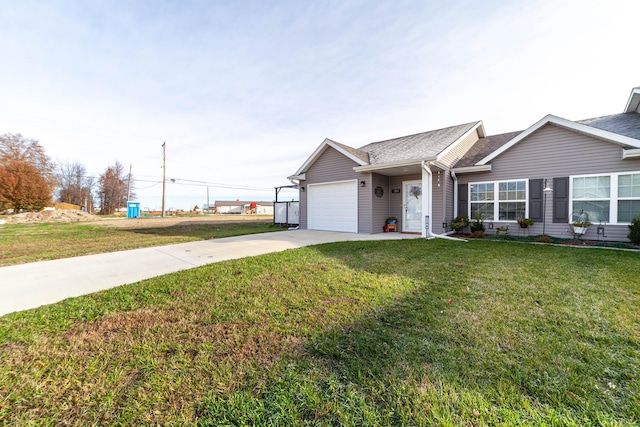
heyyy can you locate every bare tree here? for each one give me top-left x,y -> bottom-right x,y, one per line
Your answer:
97,160 -> 131,215
0,133 -> 56,178
0,133 -> 55,212
57,161 -> 95,211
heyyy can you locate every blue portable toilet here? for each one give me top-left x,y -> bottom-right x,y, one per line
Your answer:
127,201 -> 140,219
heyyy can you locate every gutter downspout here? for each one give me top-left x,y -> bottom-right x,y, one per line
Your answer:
422,161 -> 467,242
421,160 -> 432,238
451,171 -> 458,218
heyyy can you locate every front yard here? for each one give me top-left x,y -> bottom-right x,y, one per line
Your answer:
0,219 -> 278,266
1,239 -> 638,425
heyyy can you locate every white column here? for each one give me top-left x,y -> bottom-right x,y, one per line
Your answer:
422,163 -> 432,238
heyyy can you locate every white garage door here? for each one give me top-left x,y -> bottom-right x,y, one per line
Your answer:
308,180 -> 358,232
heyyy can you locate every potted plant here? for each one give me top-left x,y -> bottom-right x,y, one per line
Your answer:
572,220 -> 592,235
571,210 -> 591,235
518,218 -> 534,228
386,217 -> 398,225
449,215 -> 469,231
496,225 -> 509,235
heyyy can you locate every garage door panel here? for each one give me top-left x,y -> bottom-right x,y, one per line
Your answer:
308,181 -> 357,232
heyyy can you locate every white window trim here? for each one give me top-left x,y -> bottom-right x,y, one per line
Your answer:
469,179 -> 529,222
569,171 -> 640,225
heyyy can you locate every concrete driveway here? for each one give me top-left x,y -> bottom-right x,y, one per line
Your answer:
0,230 -> 419,316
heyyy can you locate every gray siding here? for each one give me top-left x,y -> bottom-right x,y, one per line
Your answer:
431,167 -> 446,234
300,146 -> 372,233
456,124 -> 640,241
439,128 -> 479,167
371,173 -> 390,233
444,172 -> 455,232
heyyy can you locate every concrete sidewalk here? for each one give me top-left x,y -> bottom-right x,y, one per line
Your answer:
0,230 -> 418,316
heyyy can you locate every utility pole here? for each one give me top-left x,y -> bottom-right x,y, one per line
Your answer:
162,141 -> 166,218
126,163 -> 132,201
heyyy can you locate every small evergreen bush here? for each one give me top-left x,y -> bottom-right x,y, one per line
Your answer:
470,216 -> 485,233
628,214 -> 640,243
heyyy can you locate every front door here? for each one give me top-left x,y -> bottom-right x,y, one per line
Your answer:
403,180 -> 422,232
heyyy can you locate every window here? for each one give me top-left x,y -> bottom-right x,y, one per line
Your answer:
498,181 -> 527,220
618,173 -> 640,223
572,176 -> 610,222
470,183 -> 494,220
570,172 -> 640,224
469,180 -> 527,221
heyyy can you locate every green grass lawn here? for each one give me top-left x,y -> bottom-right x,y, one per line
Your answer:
0,221 -> 280,266
1,239 -> 638,426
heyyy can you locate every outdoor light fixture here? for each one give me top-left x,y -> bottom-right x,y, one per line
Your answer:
442,222 -> 448,230
488,223 -> 494,229
300,186 -> 305,192
360,180 -> 366,187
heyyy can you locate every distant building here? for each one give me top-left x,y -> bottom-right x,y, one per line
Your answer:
202,204 -> 215,214
213,200 -> 274,215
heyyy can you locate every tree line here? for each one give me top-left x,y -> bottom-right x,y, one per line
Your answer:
0,133 -> 134,215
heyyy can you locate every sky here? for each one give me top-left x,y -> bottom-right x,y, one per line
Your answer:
1,0 -> 639,211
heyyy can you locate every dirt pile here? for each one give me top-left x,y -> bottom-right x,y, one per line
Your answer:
5,210 -> 101,224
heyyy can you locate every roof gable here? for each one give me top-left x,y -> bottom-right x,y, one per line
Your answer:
292,122 -> 484,177
476,114 -> 640,166
624,87 -> 640,113
453,131 -> 522,168
292,138 -> 369,177
357,122 -> 481,165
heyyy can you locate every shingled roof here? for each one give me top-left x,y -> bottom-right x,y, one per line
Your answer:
578,112 -> 640,140
357,122 -> 479,164
453,131 -> 522,168
328,139 -> 370,164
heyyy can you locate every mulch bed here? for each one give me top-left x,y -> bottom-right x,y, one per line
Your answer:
451,233 -> 640,250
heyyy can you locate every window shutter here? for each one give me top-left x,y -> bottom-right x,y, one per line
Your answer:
529,179 -> 543,221
553,177 -> 569,223
458,184 -> 468,218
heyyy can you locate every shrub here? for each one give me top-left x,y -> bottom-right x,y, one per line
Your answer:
628,214 -> 640,243
536,235 -> 553,244
450,216 -> 469,230
470,230 -> 485,238
470,216 -> 485,233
